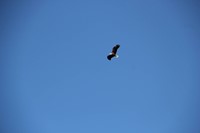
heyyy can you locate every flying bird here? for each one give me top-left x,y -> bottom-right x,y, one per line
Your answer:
107,44 -> 120,60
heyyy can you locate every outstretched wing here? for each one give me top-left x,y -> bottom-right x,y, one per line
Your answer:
112,44 -> 120,54
107,54 -> 115,60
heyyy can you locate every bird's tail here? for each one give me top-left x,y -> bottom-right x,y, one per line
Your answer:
114,54 -> 119,58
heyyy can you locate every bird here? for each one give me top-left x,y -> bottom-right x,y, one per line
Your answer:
107,44 -> 120,60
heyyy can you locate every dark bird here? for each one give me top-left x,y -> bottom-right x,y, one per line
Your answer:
107,44 -> 120,60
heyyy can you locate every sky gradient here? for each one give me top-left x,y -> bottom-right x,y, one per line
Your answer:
1,0 -> 200,133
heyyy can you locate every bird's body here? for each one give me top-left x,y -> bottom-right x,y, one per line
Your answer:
107,44 -> 120,60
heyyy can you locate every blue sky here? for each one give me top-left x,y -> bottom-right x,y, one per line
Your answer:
1,0 -> 200,133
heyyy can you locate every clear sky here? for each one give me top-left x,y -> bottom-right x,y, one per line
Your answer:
1,0 -> 200,133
